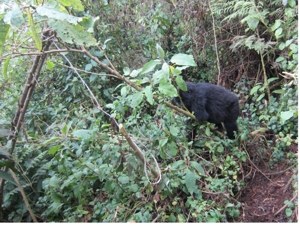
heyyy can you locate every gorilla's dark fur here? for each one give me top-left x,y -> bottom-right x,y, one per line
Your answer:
176,82 -> 239,139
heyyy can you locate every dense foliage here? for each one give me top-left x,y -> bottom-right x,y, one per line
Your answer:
0,0 -> 298,222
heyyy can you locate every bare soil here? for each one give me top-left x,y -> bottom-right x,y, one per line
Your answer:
237,144 -> 298,222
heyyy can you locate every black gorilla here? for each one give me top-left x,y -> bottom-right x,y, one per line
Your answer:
175,82 -> 239,139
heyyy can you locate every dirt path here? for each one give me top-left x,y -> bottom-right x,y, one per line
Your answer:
238,156 -> 297,222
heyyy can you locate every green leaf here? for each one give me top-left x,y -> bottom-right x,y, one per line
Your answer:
191,161 -> 205,176
27,10 -> 42,51
175,76 -> 187,91
36,6 -> 82,24
275,28 -> 283,39
267,77 -> 278,84
130,69 -> 142,77
1,57 -> 10,79
280,111 -> 294,123
285,208 -> 293,217
158,77 -> 178,97
170,54 -> 196,66
152,69 -> 164,85
241,15 -> 259,31
156,43 -> 165,59
118,175 -> 130,184
0,18 -> 9,55
48,145 -> 61,155
166,141 -> 178,157
169,125 -> 179,137
85,63 -> 93,71
0,170 -> 16,186
271,20 -> 282,31
140,60 -> 161,75
130,91 -> 144,108
72,129 -> 93,140
46,60 -> 55,70
123,67 -> 130,76
185,169 -> 199,195
250,85 -> 261,95
0,128 -> 10,138
159,138 -> 168,147
3,7 -> 25,28
58,0 -> 84,11
48,19 -> 97,47
144,86 -> 154,105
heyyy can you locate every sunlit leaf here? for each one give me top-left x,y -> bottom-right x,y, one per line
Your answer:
144,85 -> 154,105
27,10 -> 42,51
170,54 -> 196,66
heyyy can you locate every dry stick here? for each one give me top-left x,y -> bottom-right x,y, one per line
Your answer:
9,169 -> 38,222
119,124 -> 160,179
9,40 -> 52,151
1,30 -> 53,222
208,0 -> 221,85
56,45 -> 161,181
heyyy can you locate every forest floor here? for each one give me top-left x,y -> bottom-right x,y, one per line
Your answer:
237,143 -> 298,222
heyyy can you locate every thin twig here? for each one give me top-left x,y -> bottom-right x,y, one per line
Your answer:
208,0 -> 221,85
9,169 -> 37,222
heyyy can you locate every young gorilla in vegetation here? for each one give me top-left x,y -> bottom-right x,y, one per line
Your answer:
175,82 -> 240,139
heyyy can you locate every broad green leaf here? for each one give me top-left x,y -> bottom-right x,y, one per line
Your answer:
141,60 -> 161,75
0,18 -> 9,55
257,93 -> 265,102
0,147 -> 10,159
27,10 -> 42,51
169,125 -> 179,137
170,53 -> 196,66
250,85 -> 261,95
123,67 -> 130,75
144,85 -> 154,105
158,77 -> 178,97
118,175 -> 130,184
166,141 -> 178,157
276,56 -> 285,62
58,0 -> 84,11
152,69 -> 164,84
85,63 -> 93,71
162,62 -> 170,77
171,160 -> 185,169
185,169 -> 199,195
48,19 -> 97,47
191,161 -> 205,176
130,69 -> 142,77
72,129 -> 93,140
285,208 -> 293,217
48,145 -> 61,155
2,57 -> 10,80
130,91 -> 144,108
0,128 -> 10,138
280,111 -> 294,123
275,28 -> 283,39
175,76 -> 187,91
0,170 -> 16,186
156,43 -> 165,59
3,7 -> 25,28
267,77 -> 278,84
36,6 -> 82,24
271,20 -> 282,31
159,138 -> 168,147
241,15 -> 259,31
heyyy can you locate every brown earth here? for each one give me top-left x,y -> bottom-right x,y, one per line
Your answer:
237,144 -> 298,222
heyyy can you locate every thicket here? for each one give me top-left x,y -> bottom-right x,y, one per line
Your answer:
0,0 -> 298,222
